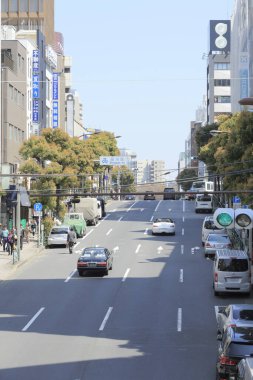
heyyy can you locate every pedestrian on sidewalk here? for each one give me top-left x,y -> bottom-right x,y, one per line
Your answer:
7,229 -> 15,255
31,220 -> 37,237
0,223 -> 3,246
2,226 -> 9,252
24,224 -> 30,243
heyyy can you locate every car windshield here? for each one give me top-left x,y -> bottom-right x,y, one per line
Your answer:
235,310 -> 253,321
51,228 -> 68,235
227,342 -> 253,357
154,218 -> 173,223
218,259 -> 249,272
204,221 -> 221,230
208,235 -> 229,243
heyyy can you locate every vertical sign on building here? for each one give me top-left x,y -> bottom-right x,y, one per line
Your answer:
32,50 -> 40,123
240,53 -> 249,99
52,73 -> 59,128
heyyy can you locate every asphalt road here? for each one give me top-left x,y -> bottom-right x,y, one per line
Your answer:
0,199 -> 250,380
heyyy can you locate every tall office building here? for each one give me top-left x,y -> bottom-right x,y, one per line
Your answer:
1,0 -> 55,46
207,20 -> 231,123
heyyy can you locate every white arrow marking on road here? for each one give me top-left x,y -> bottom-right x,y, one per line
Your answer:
113,246 -> 119,252
194,246 -> 200,250
65,269 -> 77,283
168,208 -> 172,212
182,228 -> 184,236
118,217 -> 123,222
157,246 -> 163,254
179,269 -> 184,283
177,308 -> 182,332
122,268 -> 131,282
99,307 -> 113,331
191,248 -> 195,254
106,229 -> 113,236
135,244 -> 141,254
82,229 -> 94,239
144,228 -> 148,235
22,307 -> 45,332
140,208 -> 144,212
181,245 -> 184,254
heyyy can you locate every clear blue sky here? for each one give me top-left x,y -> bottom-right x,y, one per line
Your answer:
55,0 -> 234,174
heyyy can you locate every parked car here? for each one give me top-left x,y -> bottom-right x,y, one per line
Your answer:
217,305 -> 253,340
213,249 -> 251,296
152,217 -> 175,235
77,247 -> 113,276
201,216 -> 226,246
144,191 -> 156,200
204,233 -> 232,258
236,357 -> 253,380
47,225 -> 76,248
124,194 -> 136,200
216,326 -> 253,380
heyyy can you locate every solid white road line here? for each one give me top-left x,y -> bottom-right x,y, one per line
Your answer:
177,308 -> 182,332
75,242 -> 81,249
135,244 -> 141,254
82,229 -> 94,239
182,228 -> 184,236
181,245 -> 184,254
127,202 -> 137,212
150,215 -> 154,222
214,306 -> 219,320
106,229 -> 113,236
155,201 -> 161,212
183,200 -> 185,212
99,307 -> 113,331
182,216 -> 185,223
65,269 -> 77,283
122,268 -> 131,282
179,269 -> 184,283
144,228 -> 148,235
95,222 -> 101,228
103,214 -> 110,220
22,307 -> 45,332
118,217 -> 123,222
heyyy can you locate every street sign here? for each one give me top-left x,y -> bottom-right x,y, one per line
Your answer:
34,211 -> 42,217
34,202 -> 43,212
99,156 -> 129,166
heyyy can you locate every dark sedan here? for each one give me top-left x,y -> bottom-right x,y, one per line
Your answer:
77,247 -> 113,276
144,191 -> 156,200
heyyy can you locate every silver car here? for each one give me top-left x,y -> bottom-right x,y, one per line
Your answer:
217,304 -> 253,340
47,225 -> 76,247
204,233 -> 232,258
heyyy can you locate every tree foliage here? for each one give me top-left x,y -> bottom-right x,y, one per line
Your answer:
176,168 -> 197,191
19,129 -> 121,214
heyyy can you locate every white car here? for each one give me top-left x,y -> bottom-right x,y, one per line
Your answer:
47,225 -> 76,248
152,217 -> 175,235
217,304 -> 253,339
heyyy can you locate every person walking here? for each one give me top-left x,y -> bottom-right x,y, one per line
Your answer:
2,226 -> 9,252
24,224 -> 30,243
67,227 -> 77,254
0,223 -> 3,246
31,220 -> 37,237
7,229 -> 15,255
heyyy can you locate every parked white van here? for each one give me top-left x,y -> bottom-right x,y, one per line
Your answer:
236,357 -> 253,380
213,249 -> 251,296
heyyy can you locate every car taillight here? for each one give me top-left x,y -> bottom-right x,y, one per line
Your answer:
214,272 -> 218,283
97,262 -> 107,267
78,262 -> 88,267
153,224 -> 159,227
219,355 -> 237,366
206,242 -> 211,247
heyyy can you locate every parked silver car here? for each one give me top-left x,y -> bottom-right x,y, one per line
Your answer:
204,233 -> 232,258
47,225 -> 76,248
217,304 -> 253,340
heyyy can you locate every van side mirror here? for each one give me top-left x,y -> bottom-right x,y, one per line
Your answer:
217,332 -> 222,341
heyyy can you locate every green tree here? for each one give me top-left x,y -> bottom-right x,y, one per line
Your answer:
176,168 -> 197,191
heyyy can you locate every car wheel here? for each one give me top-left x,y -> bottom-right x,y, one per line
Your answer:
78,270 -> 84,277
214,290 -> 219,296
104,269 -> 109,275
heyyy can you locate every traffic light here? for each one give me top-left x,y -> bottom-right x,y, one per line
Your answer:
213,208 -> 253,229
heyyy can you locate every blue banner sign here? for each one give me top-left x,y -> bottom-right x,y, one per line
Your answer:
52,73 -> 59,128
32,100 -> 39,122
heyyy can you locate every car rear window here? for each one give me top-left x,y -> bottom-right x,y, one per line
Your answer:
154,218 -> 173,223
198,196 -> 212,201
51,228 -> 68,235
218,258 -> 249,272
208,235 -> 230,243
238,310 -> 253,320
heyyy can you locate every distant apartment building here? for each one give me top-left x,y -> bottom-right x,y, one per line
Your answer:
230,0 -> 253,111
207,20 -> 231,123
149,160 -> 166,183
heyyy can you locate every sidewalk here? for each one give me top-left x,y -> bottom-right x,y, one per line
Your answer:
0,235 -> 44,282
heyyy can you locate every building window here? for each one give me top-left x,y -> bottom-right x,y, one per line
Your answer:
19,0 -> 28,12
9,84 -> 14,100
214,79 -> 230,86
29,0 -> 39,12
9,0 -> 18,12
214,63 -> 230,70
14,88 -> 18,102
39,0 -> 44,12
2,0 -> 8,12
214,96 -> 231,103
